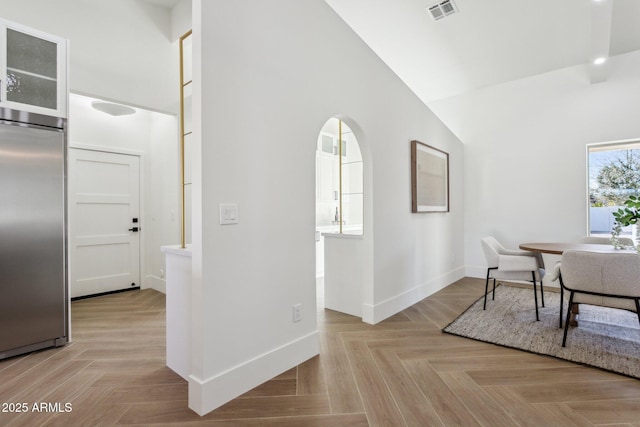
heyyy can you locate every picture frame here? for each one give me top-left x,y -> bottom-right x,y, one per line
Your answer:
411,140 -> 449,213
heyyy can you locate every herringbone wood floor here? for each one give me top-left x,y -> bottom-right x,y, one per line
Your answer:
2,277 -> 640,426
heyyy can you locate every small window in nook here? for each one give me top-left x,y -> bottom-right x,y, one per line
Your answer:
315,118 -> 363,235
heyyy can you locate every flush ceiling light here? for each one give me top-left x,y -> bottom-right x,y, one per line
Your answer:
91,101 -> 136,116
593,57 -> 607,65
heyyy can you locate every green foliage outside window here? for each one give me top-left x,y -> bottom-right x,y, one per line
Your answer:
590,149 -> 640,206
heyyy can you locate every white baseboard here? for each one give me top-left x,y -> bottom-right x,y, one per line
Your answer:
188,330 -> 319,416
361,267 -> 466,324
145,274 -> 166,294
465,265 -> 486,279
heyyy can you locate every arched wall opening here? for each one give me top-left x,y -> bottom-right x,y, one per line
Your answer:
315,116 -> 373,320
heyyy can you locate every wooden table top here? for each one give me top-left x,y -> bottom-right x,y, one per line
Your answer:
518,242 -> 635,255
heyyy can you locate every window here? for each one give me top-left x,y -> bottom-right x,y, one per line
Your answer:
588,141 -> 640,235
316,118 -> 363,235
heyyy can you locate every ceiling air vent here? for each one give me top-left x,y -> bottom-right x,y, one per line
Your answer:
428,0 -> 458,21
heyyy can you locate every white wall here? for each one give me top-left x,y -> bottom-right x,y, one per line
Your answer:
190,0 -> 464,414
0,0 -> 179,113
146,112 -> 182,291
171,0 -> 192,41
69,94 -> 180,293
429,50 -> 640,277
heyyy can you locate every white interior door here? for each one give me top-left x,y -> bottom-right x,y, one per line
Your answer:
69,149 -> 140,298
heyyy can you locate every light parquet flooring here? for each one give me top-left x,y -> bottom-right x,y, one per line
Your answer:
2,278 -> 640,426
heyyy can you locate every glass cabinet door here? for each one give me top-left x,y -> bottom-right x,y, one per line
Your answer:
1,20 -> 67,117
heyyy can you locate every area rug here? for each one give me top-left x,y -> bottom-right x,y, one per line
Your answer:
443,285 -> 640,379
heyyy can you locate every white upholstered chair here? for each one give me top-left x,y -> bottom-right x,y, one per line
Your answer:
558,250 -> 640,347
481,236 -> 546,321
577,235 -> 635,247
551,236 -> 636,328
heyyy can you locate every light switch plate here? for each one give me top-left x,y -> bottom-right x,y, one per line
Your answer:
219,203 -> 238,225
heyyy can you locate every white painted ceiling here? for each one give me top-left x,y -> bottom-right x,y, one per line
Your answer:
325,0 -> 640,105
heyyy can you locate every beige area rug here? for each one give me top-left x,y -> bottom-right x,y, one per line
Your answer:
443,285 -> 640,379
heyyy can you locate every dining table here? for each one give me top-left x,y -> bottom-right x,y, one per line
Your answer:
519,242 -> 635,255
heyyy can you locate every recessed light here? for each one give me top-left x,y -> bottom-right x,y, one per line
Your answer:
593,57 -> 606,65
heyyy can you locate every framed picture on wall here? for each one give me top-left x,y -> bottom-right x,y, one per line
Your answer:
411,140 -> 449,213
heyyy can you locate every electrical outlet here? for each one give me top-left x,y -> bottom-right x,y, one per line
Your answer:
293,304 -> 302,322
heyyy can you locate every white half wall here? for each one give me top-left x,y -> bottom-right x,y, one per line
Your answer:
428,50 -> 640,277
191,0 -> 464,415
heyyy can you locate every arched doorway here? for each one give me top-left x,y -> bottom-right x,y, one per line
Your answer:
315,117 -> 363,310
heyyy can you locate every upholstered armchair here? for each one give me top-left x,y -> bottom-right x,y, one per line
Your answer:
577,236 -> 635,247
558,250 -> 640,347
481,236 -> 546,321
551,236 -> 636,328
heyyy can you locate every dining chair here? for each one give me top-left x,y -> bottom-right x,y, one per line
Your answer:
551,236 -> 637,327
480,236 -> 546,321
557,250 -> 640,347
548,261 -> 565,328
577,235 -> 635,247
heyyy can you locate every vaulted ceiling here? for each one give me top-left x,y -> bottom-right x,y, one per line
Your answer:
140,0 -> 640,110
325,0 -> 640,105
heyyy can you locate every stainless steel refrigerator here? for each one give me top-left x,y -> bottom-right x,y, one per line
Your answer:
0,107 -> 67,360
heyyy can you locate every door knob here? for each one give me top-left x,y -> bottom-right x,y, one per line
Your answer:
128,227 -> 139,232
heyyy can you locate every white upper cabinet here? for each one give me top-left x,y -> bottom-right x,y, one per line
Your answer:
0,19 -> 67,118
